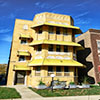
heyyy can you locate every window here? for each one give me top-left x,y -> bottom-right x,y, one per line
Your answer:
56,27 -> 60,35
64,67 -> 69,72
21,39 -> 27,44
98,55 -> 100,61
63,28 -> 68,35
74,67 -> 77,76
38,26 -> 42,34
48,45 -> 53,51
73,47 -> 76,54
56,66 -> 61,72
36,66 -> 41,72
48,66 -> 53,72
64,46 -> 68,52
35,66 -> 41,76
97,41 -> 100,53
37,45 -> 42,51
49,26 -> 54,34
56,45 -> 61,52
19,56 -> 25,61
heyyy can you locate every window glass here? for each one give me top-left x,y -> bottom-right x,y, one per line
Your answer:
56,66 -> 61,72
21,39 -> 27,44
37,45 -> 42,51
56,45 -> 61,52
63,28 -> 68,35
38,26 -> 42,34
36,66 -> 41,72
73,47 -> 76,54
19,56 -> 25,61
64,46 -> 68,52
48,45 -> 53,51
56,27 -> 60,35
64,66 -> 69,72
48,66 -> 53,72
49,27 -> 54,34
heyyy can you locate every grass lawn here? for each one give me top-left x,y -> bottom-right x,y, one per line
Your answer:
0,87 -> 21,99
29,86 -> 100,97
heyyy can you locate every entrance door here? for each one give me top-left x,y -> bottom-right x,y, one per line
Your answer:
15,71 -> 26,85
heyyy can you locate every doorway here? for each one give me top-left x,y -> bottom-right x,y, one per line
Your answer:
14,71 -> 26,85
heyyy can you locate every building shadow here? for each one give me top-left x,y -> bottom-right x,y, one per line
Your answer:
77,40 -> 95,84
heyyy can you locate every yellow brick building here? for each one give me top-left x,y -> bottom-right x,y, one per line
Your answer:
7,12 -> 84,87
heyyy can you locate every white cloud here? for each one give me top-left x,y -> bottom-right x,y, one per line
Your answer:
1,35 -> 12,42
75,12 -> 89,18
34,1 -> 51,9
0,28 -> 11,33
75,18 -> 92,25
8,13 -> 15,19
0,1 -> 8,7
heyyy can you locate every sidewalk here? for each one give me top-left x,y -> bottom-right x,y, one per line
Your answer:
14,85 -> 42,99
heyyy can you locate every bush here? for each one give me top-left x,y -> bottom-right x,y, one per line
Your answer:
39,80 -> 45,85
98,82 -> 100,86
69,82 -> 75,85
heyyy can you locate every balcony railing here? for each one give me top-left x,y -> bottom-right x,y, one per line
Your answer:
34,51 -> 75,60
56,72 -> 62,76
64,72 -> 70,76
48,72 -> 54,76
35,71 -> 40,76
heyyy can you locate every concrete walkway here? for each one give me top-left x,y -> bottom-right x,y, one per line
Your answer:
14,85 -> 42,99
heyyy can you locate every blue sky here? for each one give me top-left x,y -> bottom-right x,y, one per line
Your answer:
0,0 -> 100,64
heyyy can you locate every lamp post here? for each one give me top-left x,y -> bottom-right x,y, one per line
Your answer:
50,74 -> 55,92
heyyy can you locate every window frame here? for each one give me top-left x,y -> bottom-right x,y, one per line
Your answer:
63,28 -> 68,35
56,45 -> 61,52
56,27 -> 60,35
49,26 -> 54,34
38,26 -> 42,34
48,66 -> 53,72
19,56 -> 26,62
48,45 -> 53,51
64,46 -> 68,52
37,45 -> 42,51
20,39 -> 28,44
56,66 -> 61,72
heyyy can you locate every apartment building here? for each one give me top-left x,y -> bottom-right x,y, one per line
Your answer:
7,12 -> 84,87
76,29 -> 100,84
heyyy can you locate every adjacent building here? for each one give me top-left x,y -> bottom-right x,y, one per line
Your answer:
76,29 -> 100,84
7,12 -> 84,87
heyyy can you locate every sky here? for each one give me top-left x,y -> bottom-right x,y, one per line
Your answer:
0,0 -> 100,64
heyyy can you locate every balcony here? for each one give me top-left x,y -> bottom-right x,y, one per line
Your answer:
47,51 -> 72,60
34,51 -> 73,60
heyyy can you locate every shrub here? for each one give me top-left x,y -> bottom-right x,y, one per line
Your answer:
39,80 -> 45,85
97,82 -> 100,86
69,82 -> 75,85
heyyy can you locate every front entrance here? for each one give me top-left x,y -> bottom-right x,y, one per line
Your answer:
14,71 -> 26,85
